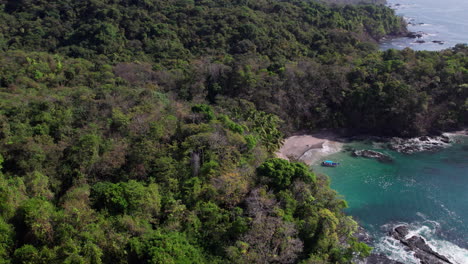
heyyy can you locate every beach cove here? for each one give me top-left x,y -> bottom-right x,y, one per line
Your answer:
278,132 -> 468,263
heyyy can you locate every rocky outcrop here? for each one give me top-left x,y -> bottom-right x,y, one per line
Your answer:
391,225 -> 410,240
348,134 -> 453,154
352,150 -> 393,163
388,135 -> 451,154
390,225 -> 453,264
354,227 -> 404,264
407,31 -> 424,38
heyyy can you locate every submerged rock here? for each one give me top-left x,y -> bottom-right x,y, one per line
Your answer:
352,149 -> 393,163
390,225 -> 453,264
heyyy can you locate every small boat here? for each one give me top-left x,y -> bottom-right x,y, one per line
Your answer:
321,160 -> 340,167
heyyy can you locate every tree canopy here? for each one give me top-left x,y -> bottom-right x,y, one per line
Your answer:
0,0 -> 466,263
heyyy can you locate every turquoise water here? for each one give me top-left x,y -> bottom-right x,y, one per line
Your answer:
312,136 -> 468,263
381,0 -> 468,50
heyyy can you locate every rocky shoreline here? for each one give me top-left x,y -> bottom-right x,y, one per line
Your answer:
349,134 -> 455,154
357,225 -> 456,264
388,135 -> 452,154
390,225 -> 453,264
278,133 -> 460,166
355,227 -> 404,264
385,2 -> 448,47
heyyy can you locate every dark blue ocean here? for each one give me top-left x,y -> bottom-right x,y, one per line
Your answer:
380,0 -> 468,51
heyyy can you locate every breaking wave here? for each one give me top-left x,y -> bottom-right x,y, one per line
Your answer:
300,140 -> 343,164
374,221 -> 468,264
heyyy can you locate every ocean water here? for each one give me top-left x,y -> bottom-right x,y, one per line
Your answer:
312,136 -> 468,263
380,0 -> 468,51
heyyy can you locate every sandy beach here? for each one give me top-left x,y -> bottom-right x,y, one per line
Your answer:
275,132 -> 344,165
445,128 -> 468,136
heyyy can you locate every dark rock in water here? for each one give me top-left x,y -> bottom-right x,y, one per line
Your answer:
352,150 -> 393,163
388,136 -> 452,154
432,40 -> 445,44
390,225 -> 453,264
415,40 -> 426,44
407,31 -> 424,38
440,135 -> 450,143
407,236 -> 453,264
391,225 -> 409,240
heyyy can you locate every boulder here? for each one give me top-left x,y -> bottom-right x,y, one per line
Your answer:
388,136 -> 451,154
352,150 -> 393,163
390,225 -> 453,264
407,31 -> 424,38
440,135 -> 450,143
407,236 -> 452,263
391,225 -> 409,240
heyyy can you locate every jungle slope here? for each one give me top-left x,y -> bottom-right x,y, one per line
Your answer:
0,0 -> 467,263
1,0 -> 465,137
0,50 -> 370,264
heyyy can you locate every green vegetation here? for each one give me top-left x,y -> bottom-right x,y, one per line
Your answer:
0,51 -> 369,263
0,0 -> 466,263
1,0 -> 465,136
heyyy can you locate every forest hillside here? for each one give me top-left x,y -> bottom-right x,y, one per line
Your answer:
0,0 -> 466,263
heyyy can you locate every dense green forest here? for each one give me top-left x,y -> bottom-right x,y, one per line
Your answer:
0,51 -> 369,263
1,0 -> 465,135
0,0 -> 466,263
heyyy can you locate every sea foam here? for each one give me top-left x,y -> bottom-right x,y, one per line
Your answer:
375,221 -> 468,264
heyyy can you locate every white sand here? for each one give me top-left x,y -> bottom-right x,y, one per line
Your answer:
276,133 -> 343,165
444,128 -> 467,136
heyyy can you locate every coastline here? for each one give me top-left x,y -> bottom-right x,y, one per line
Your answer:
382,0 -> 468,51
275,128 -> 468,166
278,131 -> 468,264
276,128 -> 467,165
275,131 -> 344,165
